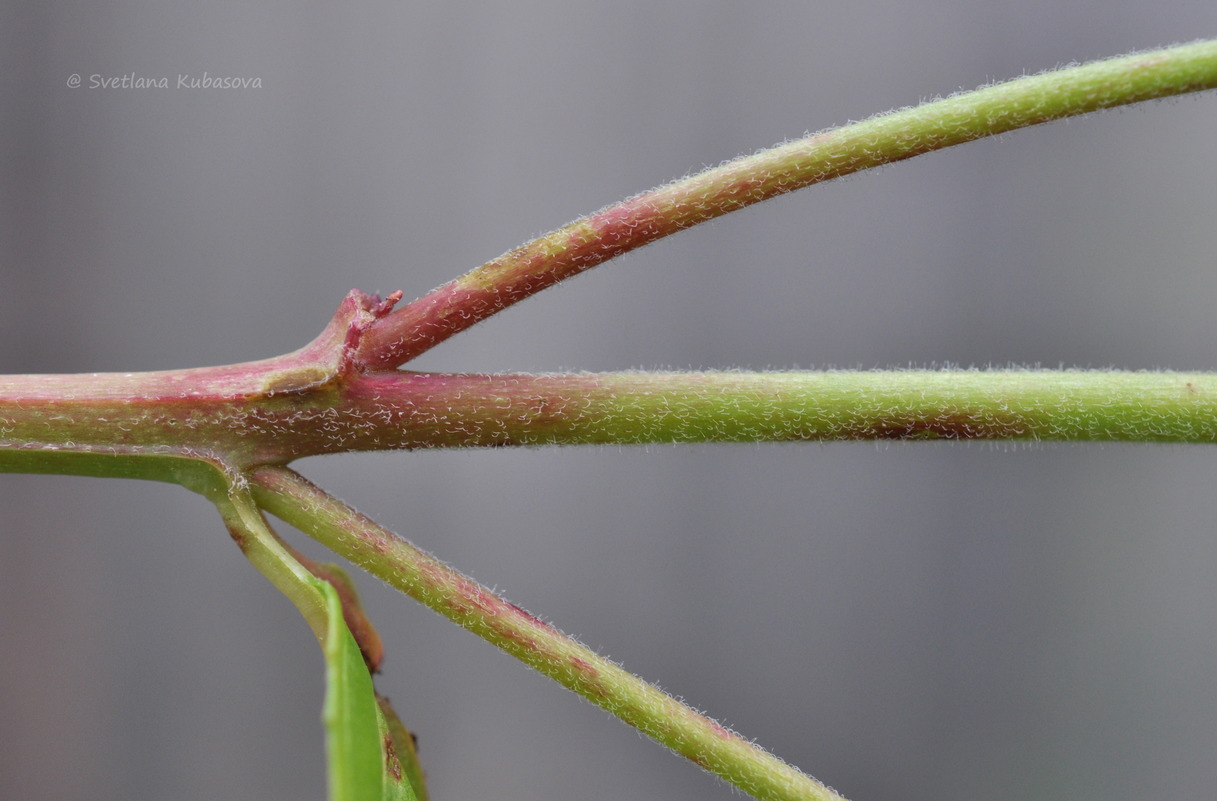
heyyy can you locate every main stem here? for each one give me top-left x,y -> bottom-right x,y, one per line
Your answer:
3,370 -> 1216,472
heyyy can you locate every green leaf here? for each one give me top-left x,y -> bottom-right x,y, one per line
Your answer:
321,580 -> 417,801
377,693 -> 430,801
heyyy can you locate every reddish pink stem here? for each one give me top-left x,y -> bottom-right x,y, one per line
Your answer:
356,42 -> 1217,370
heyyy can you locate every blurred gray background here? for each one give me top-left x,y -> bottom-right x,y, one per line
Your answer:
3,3 -> 1217,800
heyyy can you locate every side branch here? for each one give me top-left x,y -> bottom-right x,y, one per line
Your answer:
250,466 -> 846,801
357,39 -> 1217,368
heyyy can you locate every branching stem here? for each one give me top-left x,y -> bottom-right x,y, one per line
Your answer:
5,38 -> 1217,801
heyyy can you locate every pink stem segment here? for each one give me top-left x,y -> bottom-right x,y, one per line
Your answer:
356,41 -> 1217,369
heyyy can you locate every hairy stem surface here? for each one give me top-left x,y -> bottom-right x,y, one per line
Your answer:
327,370 -> 1217,451
251,466 -> 846,801
4,370 -> 1217,472
358,39 -> 1217,368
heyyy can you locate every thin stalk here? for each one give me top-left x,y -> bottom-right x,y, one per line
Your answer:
358,39 -> 1217,368
213,483 -> 334,645
250,466 -> 846,801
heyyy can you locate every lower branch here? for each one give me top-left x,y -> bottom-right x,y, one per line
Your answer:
250,465 -> 846,801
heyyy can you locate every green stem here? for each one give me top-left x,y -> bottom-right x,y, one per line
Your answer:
326,370 -> 1217,452
358,39 -> 1217,368
250,466 -> 846,801
5,370 -> 1215,472
213,481 -> 334,644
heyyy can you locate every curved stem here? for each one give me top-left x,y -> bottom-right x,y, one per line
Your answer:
216,483 -> 420,801
213,482 -> 334,644
250,465 -> 846,801
358,39 -> 1217,368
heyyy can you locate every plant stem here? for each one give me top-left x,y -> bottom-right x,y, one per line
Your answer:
329,369 -> 1217,451
4,370 -> 1216,474
250,465 -> 847,801
358,39 -> 1217,369
214,482 -> 335,645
